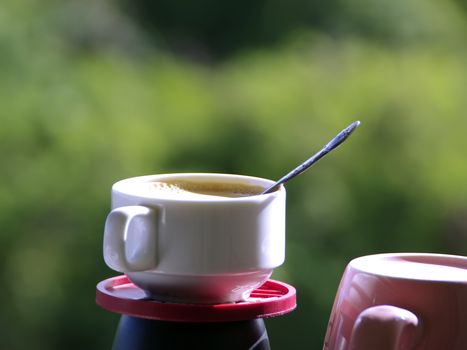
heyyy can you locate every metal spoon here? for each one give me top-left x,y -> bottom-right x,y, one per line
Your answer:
262,120 -> 361,194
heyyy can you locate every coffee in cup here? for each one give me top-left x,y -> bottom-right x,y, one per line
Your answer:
149,180 -> 264,199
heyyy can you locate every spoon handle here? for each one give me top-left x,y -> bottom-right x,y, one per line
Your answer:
262,121 -> 361,194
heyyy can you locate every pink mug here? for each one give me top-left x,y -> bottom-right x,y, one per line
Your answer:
323,253 -> 467,350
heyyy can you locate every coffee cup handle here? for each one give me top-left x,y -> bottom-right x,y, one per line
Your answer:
349,305 -> 420,350
103,206 -> 158,272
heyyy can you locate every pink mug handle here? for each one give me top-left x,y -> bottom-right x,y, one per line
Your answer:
349,305 -> 420,350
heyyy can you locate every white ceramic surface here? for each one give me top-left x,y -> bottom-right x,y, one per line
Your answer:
103,173 -> 286,303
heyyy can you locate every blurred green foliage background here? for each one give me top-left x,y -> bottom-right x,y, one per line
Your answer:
1,0 -> 467,348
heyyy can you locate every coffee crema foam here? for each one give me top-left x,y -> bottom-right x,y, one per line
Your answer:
150,180 -> 265,199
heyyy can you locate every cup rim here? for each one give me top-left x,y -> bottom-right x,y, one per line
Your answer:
112,172 -> 285,203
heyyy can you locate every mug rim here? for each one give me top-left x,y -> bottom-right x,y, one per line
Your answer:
348,252 -> 467,283
111,172 -> 285,203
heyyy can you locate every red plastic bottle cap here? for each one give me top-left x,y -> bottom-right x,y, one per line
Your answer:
96,275 -> 296,323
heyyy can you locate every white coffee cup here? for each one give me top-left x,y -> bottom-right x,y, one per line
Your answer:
103,173 -> 286,304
